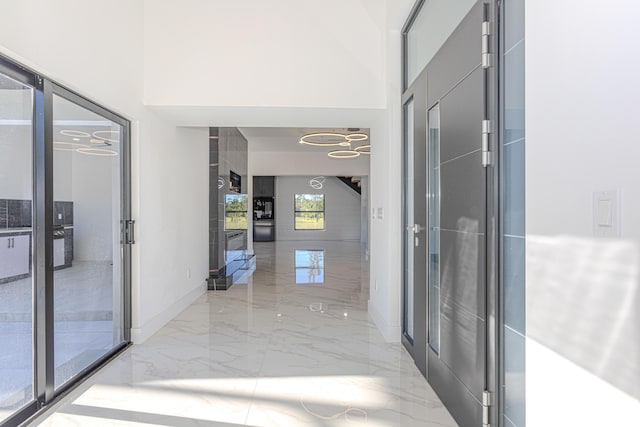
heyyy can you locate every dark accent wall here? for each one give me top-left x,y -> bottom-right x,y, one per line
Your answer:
208,127 -> 249,289
0,199 -> 73,230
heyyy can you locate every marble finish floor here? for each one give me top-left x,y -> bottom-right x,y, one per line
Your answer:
32,241 -> 458,426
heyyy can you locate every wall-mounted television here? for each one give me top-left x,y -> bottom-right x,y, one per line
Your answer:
229,170 -> 241,193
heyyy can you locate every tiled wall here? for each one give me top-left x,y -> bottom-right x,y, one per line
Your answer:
0,199 -> 32,229
502,0 -> 525,426
209,127 -> 248,275
0,199 -> 73,229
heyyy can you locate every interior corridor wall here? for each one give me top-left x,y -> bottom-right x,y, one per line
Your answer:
275,176 -> 361,241
0,0 -> 210,343
526,1 -> 640,424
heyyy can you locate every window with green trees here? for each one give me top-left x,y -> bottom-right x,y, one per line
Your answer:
225,194 -> 248,230
294,194 -> 325,230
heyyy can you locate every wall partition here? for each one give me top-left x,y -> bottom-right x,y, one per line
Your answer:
0,55 -> 131,427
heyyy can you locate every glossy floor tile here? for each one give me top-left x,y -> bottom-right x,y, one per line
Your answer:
0,261 -> 117,420
32,241 -> 458,427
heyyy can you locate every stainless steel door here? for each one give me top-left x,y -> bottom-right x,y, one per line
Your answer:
425,2 -> 495,427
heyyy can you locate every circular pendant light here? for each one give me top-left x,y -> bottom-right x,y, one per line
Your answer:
92,130 -> 120,143
60,130 -> 90,138
354,144 -> 371,154
76,147 -> 118,157
346,133 -> 368,142
54,141 -> 89,151
328,149 -> 360,159
300,132 -> 351,147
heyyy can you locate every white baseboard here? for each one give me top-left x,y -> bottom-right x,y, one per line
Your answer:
368,300 -> 401,343
131,282 -> 206,344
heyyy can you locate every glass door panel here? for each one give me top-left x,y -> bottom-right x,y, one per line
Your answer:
0,71 -> 35,422
428,104 -> 440,354
403,99 -> 415,340
52,94 -> 124,388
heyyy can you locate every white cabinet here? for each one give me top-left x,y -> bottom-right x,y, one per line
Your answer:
53,238 -> 65,267
0,233 -> 31,281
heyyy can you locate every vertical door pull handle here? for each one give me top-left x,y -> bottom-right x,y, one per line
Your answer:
125,220 -> 136,244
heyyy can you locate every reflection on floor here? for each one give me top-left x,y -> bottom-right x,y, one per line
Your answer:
33,241 -> 458,426
295,249 -> 325,284
0,261 -> 116,421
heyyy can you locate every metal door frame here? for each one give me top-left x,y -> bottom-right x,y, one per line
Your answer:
401,72 -> 429,374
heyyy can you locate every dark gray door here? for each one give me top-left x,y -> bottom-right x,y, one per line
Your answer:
426,3 -> 495,427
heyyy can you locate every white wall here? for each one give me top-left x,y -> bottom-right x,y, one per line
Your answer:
0,0 -> 210,343
526,1 -> 640,424
274,176 -> 361,241
366,0 -> 414,342
0,125 -> 32,201
248,150 -> 370,177
143,0 -> 386,109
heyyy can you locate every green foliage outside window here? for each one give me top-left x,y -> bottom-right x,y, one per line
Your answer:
225,194 -> 248,230
294,194 -> 325,230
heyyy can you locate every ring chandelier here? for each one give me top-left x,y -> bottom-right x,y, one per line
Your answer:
56,129 -> 119,157
354,144 -> 370,154
299,131 -> 370,159
328,149 -> 361,159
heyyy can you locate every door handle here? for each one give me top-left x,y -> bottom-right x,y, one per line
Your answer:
409,224 -> 425,234
125,220 -> 136,244
7,238 -> 10,249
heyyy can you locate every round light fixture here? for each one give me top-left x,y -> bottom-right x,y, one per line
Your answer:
300,132 -> 350,147
309,176 -> 326,189
76,147 -> 118,157
92,130 -> 120,143
60,130 -> 90,138
54,141 -> 89,151
354,144 -> 371,154
346,133 -> 368,142
328,149 -> 360,159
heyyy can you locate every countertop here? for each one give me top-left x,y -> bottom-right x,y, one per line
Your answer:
0,228 -> 32,234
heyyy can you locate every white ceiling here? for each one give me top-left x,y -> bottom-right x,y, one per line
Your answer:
239,127 -> 370,153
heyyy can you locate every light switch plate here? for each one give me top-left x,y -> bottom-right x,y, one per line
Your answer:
377,207 -> 384,220
593,190 -> 620,237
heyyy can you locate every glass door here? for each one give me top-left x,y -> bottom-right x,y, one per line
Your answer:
401,74 -> 429,375
0,54 -> 131,426
51,91 -> 127,389
0,63 -> 36,425
427,104 -> 440,355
